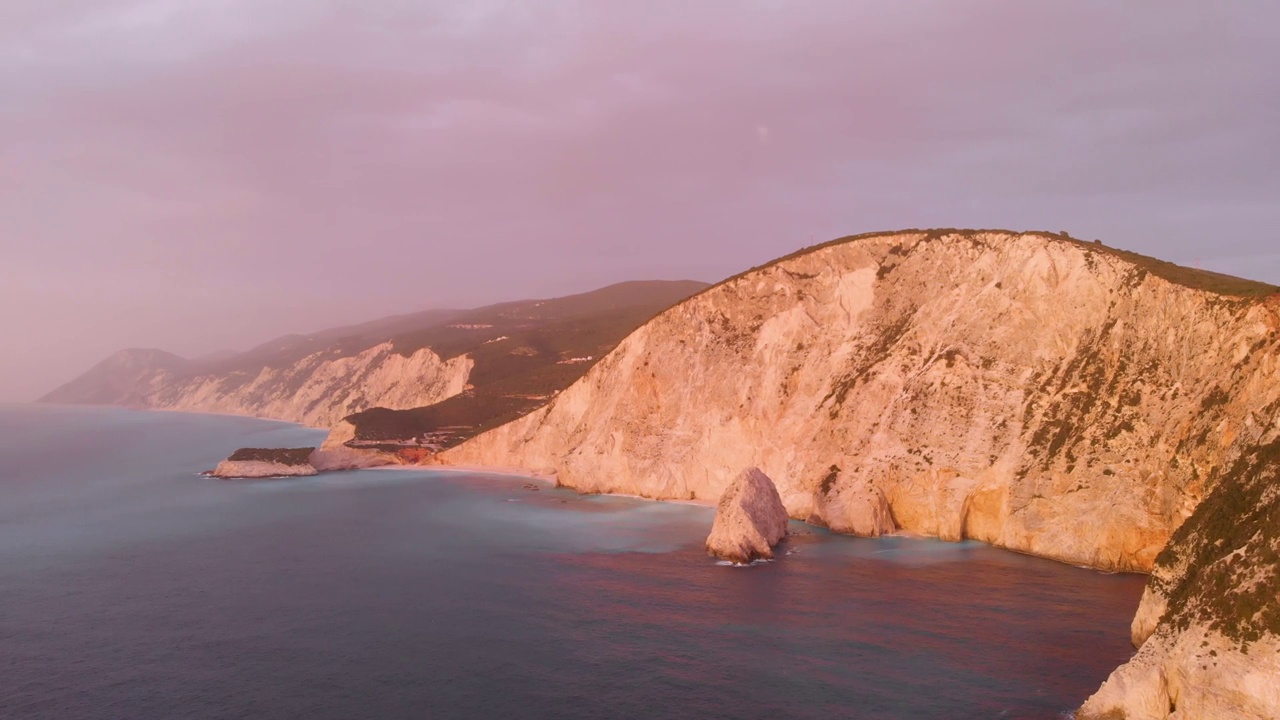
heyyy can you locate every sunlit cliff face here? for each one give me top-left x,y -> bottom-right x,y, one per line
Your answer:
4,1 -> 1279,401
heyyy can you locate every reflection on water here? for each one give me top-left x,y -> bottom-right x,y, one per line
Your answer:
0,405 -> 1143,720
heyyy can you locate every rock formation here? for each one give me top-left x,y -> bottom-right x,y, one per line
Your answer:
445,230 -> 1280,575
1078,439 -> 1280,719
705,468 -> 789,563
811,468 -> 896,536
209,447 -> 318,478
42,342 -> 471,429
310,420 -> 407,471
439,228 -> 1280,716
155,343 -> 473,428
42,281 -> 707,433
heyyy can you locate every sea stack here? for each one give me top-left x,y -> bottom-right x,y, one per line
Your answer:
209,448 -> 318,479
706,467 -> 789,563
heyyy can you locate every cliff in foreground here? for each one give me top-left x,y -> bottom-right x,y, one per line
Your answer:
442,228 -> 1280,712
443,229 -> 1280,716
1079,439 -> 1280,719
447,230 -> 1280,573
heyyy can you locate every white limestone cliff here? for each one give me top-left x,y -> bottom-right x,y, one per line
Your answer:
1079,439 -> 1280,719
311,419 -> 406,471
440,229 -> 1280,715
445,230 -> 1280,574
812,469 -> 896,537
151,343 -> 470,428
1079,630 -> 1280,720
705,468 -> 789,563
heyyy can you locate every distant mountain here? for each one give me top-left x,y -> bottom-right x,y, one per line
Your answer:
40,349 -> 191,406
203,308 -> 463,376
40,280 -> 709,428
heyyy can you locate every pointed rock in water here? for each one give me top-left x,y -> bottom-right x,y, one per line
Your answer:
815,470 -> 895,537
706,468 -> 789,563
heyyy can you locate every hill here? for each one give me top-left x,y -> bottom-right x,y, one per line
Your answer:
40,280 -> 708,428
435,230 -> 1279,717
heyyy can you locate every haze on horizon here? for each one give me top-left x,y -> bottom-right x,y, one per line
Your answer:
2,1 -> 1278,402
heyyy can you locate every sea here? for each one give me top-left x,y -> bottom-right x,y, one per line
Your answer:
0,404 -> 1145,720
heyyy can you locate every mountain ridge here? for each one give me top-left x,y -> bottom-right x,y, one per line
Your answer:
39,280 -> 709,429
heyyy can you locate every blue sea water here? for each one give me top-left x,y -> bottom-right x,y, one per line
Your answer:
0,404 -> 1144,720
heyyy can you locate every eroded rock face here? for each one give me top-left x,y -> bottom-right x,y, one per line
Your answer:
209,460 -> 318,478
1079,439 -> 1280,719
43,342 -> 473,429
705,468 -> 789,563
151,343 -> 472,428
446,230 -> 1280,573
813,469 -> 896,536
1079,630 -> 1280,720
311,420 -> 405,471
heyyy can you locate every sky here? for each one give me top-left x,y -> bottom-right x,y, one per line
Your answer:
2,1 -> 1278,401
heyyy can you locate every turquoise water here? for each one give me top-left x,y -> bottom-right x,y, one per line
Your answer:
0,404 -> 1143,719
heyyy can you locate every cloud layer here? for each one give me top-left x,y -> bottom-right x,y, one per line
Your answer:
3,1 -> 1278,400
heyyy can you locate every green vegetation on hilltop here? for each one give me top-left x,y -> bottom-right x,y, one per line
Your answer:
227,447 -> 315,465
703,228 -> 1277,300
1153,436 -> 1280,649
1050,233 -> 1278,298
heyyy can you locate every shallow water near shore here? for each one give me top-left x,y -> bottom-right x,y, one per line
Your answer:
0,404 -> 1143,719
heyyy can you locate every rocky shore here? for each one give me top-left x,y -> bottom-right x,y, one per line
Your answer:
209,447 -> 318,478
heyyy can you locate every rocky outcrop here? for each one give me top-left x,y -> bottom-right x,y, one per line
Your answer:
150,343 -> 472,428
1079,439 -> 1280,719
311,420 -> 406,471
705,468 -> 789,563
812,468 -> 896,536
210,460 -> 318,478
1079,631 -> 1280,720
445,230 -> 1280,574
209,447 -> 318,478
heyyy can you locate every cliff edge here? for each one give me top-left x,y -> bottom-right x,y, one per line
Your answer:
445,229 -> 1280,574
1079,439 -> 1280,719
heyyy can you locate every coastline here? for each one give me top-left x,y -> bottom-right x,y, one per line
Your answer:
22,401 -> 320,429
30,404 -> 1145,576
371,462 -> 718,508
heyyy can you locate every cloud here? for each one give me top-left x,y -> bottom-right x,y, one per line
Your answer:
2,0 -> 1279,400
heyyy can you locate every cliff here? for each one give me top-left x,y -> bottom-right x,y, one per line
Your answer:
40,281 -> 708,430
149,342 -> 472,428
441,228 -> 1280,717
1079,439 -> 1280,719
40,340 -> 469,429
445,230 -> 1280,574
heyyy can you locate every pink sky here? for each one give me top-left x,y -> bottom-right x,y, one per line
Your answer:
3,1 -> 1278,401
